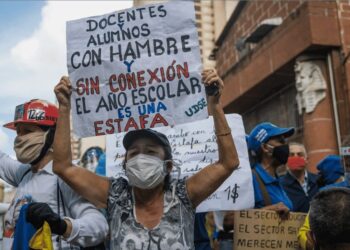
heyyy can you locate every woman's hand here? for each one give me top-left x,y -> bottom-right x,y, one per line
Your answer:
54,76 -> 72,109
202,69 -> 224,105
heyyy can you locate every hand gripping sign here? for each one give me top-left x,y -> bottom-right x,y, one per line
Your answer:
66,1 -> 206,138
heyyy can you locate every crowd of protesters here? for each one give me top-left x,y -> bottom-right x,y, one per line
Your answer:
0,72 -> 349,249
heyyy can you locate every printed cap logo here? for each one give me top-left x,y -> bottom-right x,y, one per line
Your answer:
255,129 -> 268,142
27,108 -> 46,121
14,104 -> 24,121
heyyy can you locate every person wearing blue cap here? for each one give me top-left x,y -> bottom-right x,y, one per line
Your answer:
247,122 -> 294,215
51,70 -> 240,249
317,155 -> 350,190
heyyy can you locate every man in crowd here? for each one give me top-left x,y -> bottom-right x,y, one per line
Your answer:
280,142 -> 318,212
309,188 -> 350,250
1,99 -> 108,249
247,122 -> 294,214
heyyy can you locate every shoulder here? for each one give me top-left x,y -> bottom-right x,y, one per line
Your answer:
252,164 -> 266,179
107,177 -> 129,204
109,177 -> 129,195
174,178 -> 187,196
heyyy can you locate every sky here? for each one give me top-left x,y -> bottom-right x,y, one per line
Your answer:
0,0 -> 133,158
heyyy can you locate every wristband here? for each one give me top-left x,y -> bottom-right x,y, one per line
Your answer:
215,129 -> 231,137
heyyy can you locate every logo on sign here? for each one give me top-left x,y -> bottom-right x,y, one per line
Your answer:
27,109 -> 45,121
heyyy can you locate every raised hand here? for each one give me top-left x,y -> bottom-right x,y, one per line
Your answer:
201,69 -> 224,104
54,76 -> 72,108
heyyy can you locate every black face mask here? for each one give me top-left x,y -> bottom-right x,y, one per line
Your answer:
271,144 -> 289,165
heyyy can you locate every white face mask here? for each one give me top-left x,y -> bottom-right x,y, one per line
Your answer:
125,154 -> 168,189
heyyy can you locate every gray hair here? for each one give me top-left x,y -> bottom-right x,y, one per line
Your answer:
309,188 -> 350,247
289,142 -> 307,157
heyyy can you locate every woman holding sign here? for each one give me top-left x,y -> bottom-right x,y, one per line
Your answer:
53,69 -> 239,249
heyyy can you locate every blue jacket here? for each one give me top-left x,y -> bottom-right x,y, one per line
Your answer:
280,171 -> 319,213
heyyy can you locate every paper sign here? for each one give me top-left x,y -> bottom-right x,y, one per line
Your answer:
234,210 -> 307,250
66,1 -> 207,138
341,147 -> 350,156
106,114 -> 254,212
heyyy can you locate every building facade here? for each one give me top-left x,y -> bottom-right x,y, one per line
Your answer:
215,1 -> 350,172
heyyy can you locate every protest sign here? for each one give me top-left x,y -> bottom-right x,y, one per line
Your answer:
341,146 -> 350,156
106,114 -> 254,212
234,209 -> 307,250
66,1 -> 206,138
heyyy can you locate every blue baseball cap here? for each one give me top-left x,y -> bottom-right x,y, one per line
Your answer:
247,122 -> 295,154
317,155 -> 344,185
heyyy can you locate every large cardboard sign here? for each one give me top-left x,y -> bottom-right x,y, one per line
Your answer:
106,114 -> 254,212
66,1 -> 207,138
234,210 -> 307,250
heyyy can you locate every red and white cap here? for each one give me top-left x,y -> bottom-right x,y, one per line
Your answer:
3,99 -> 59,130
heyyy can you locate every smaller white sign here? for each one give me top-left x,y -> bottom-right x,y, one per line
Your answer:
106,114 -> 254,212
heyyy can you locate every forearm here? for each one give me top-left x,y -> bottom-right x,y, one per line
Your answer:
210,101 -> 239,171
53,105 -> 73,173
186,69 -> 240,206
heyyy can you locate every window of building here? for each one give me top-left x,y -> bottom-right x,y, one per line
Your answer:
243,84 -> 301,138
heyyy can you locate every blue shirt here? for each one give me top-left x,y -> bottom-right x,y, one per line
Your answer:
280,171 -> 319,212
252,163 -> 293,210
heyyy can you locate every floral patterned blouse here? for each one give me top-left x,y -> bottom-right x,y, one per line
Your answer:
107,177 -> 195,250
